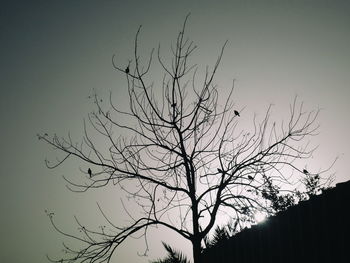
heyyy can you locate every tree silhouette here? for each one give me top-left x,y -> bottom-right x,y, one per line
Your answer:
39,15 -> 333,263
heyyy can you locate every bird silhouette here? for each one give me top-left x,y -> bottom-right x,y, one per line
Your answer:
88,168 -> 92,177
248,175 -> 253,180
217,168 -> 228,175
125,66 -> 130,74
303,169 -> 309,175
234,110 -> 240,117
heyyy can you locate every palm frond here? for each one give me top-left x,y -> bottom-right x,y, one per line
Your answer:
150,242 -> 190,263
204,226 -> 231,249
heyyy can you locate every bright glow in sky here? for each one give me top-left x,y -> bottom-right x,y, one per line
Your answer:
1,1 -> 350,263
254,212 -> 267,223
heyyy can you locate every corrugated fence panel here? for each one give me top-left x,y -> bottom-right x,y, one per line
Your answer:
201,180 -> 350,263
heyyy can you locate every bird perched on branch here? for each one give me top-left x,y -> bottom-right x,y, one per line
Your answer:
125,66 -> 130,74
248,175 -> 253,180
217,168 -> 228,175
88,168 -> 92,177
303,169 -> 309,175
234,110 -> 240,117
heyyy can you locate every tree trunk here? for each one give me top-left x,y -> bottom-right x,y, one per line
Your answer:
192,236 -> 202,263
191,198 -> 202,263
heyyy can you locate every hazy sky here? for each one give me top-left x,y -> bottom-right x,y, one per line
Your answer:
1,1 -> 350,262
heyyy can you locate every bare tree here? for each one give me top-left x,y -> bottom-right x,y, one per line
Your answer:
39,15 -> 334,263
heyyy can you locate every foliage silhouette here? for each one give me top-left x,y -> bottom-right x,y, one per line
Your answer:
151,242 -> 190,263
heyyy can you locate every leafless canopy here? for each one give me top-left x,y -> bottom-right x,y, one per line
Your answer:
39,15 -> 334,263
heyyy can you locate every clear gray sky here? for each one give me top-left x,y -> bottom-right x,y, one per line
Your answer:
1,1 -> 349,262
